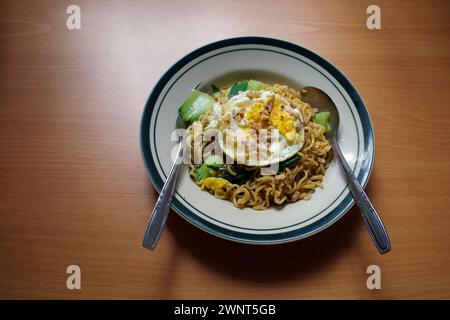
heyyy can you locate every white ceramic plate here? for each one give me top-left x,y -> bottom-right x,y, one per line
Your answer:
140,37 -> 374,244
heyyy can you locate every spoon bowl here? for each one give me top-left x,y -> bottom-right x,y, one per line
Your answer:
302,86 -> 391,254
302,86 -> 340,139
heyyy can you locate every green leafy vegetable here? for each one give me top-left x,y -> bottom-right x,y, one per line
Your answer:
211,84 -> 220,94
279,154 -> 302,171
313,111 -> 331,133
193,163 -> 211,181
211,84 -> 220,99
228,80 -> 248,98
213,165 -> 253,184
204,155 -> 223,167
228,79 -> 264,98
247,79 -> 264,91
178,89 -> 214,124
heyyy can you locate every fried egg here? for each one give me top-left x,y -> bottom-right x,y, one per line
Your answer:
217,90 -> 304,166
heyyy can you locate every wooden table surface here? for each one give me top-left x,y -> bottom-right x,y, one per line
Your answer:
1,0 -> 449,300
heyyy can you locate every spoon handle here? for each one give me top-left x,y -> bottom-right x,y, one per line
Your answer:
331,138 -> 391,254
143,141 -> 183,250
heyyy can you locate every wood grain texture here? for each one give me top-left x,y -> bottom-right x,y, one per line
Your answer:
0,0 -> 449,299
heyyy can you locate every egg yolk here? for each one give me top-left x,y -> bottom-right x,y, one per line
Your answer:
245,98 -> 296,143
201,177 -> 230,198
270,103 -> 295,142
245,101 -> 265,124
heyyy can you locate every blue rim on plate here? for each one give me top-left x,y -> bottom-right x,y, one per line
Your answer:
140,36 -> 375,244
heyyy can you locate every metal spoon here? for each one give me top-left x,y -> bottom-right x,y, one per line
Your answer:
302,86 -> 391,254
143,134 -> 184,250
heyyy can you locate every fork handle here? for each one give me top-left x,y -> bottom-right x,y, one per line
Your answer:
143,143 -> 183,250
331,138 -> 391,254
